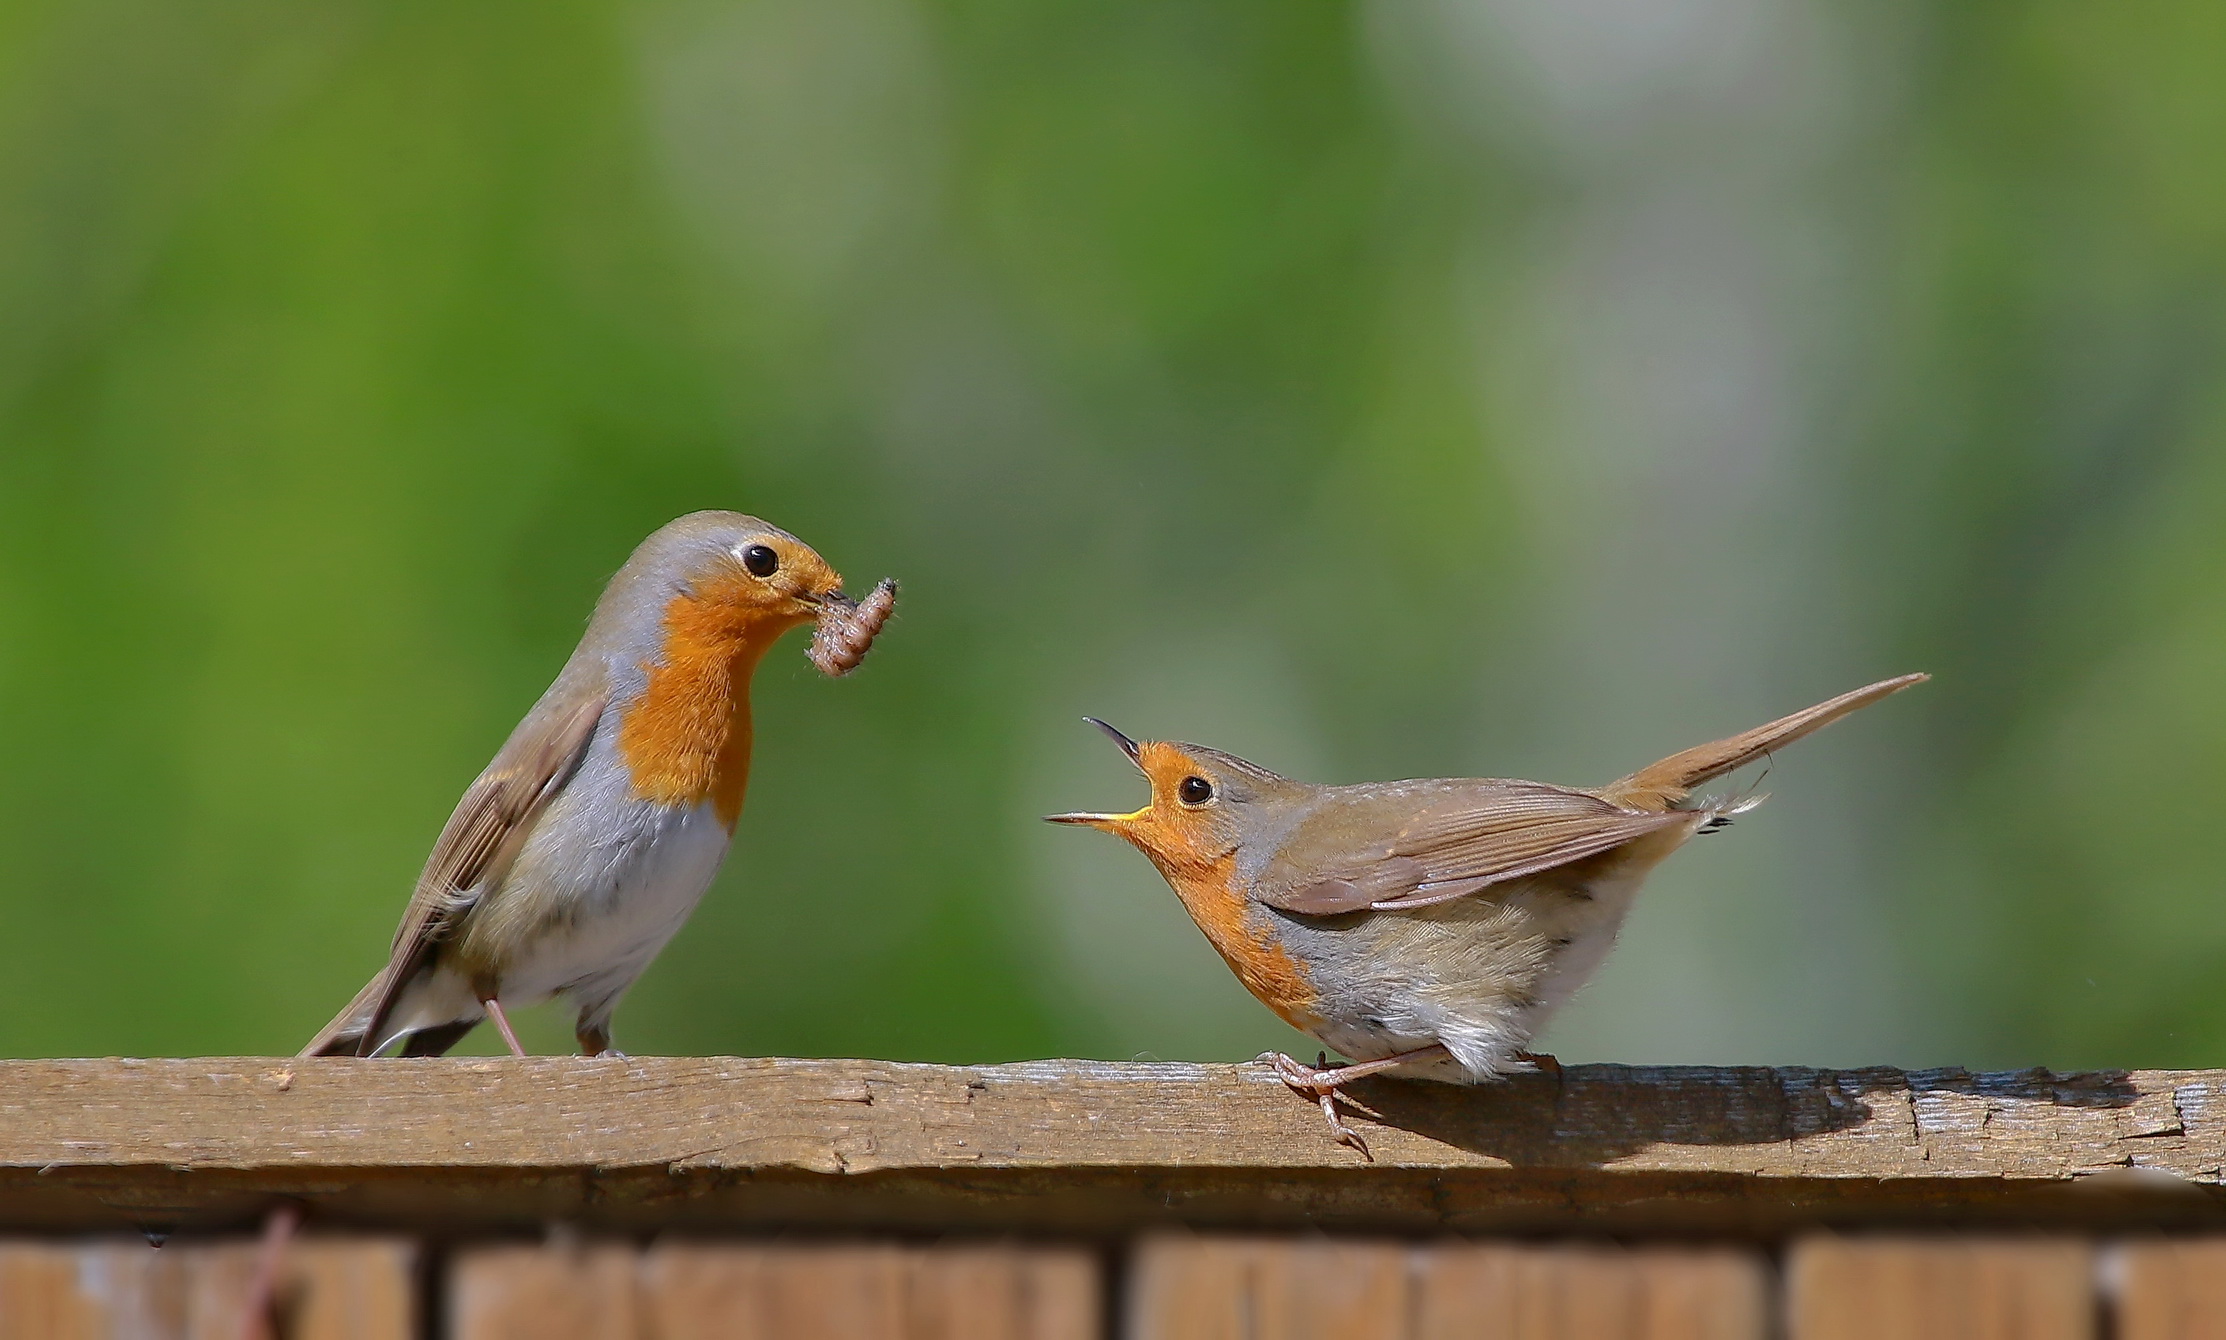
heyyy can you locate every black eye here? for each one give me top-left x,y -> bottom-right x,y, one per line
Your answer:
1178,776 -> 1214,806
741,544 -> 779,577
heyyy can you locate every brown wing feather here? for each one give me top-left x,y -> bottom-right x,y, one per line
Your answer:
1255,782 -> 1691,916
300,688 -> 606,1057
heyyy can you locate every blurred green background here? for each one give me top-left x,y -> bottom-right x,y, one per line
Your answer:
2,0 -> 2222,1067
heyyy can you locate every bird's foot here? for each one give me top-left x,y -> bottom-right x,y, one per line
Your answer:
1260,1051 -> 1373,1161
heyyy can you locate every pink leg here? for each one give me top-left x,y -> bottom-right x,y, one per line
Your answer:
237,1201 -> 302,1340
481,997 -> 528,1058
1260,1043 -> 1453,1160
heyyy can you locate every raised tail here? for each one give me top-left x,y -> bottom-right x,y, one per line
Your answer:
1602,672 -> 1928,811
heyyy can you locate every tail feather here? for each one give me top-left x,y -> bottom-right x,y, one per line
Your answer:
1603,673 -> 1928,811
301,971 -> 482,1058
298,972 -> 389,1059
301,1033 -> 364,1058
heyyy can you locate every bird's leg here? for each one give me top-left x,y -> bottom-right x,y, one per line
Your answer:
575,1022 -> 627,1059
479,996 -> 528,1058
1260,1043 -> 1453,1160
1515,1049 -> 1564,1080
236,1201 -> 303,1340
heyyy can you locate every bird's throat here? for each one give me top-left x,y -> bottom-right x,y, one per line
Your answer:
617,585 -> 805,830
1161,857 -> 1322,1031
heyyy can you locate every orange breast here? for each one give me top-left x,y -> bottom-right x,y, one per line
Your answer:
615,577 -> 798,829
1165,856 -> 1322,1031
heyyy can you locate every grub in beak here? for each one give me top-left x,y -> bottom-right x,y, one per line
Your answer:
809,577 -> 897,677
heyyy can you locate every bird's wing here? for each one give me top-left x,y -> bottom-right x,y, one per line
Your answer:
310,686 -> 606,1056
1252,781 -> 1694,916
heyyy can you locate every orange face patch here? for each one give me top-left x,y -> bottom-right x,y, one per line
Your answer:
615,573 -> 811,829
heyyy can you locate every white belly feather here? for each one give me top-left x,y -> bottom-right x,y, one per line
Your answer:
379,769 -> 733,1049
497,797 -> 730,1008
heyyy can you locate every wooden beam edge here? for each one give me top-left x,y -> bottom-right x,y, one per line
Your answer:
0,1059 -> 2221,1236
0,1058 -> 2219,1186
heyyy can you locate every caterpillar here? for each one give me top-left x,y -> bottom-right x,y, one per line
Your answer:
809,577 -> 897,677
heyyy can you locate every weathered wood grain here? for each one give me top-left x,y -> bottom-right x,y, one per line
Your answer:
1,1059 -> 2221,1234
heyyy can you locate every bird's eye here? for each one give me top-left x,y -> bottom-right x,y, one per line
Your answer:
741,544 -> 780,577
1178,776 -> 1214,806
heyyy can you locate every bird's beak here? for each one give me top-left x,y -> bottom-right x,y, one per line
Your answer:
1082,717 -> 1143,766
1045,718 -> 1150,829
1043,810 -> 1124,828
796,581 -> 845,611
1043,801 -> 1153,833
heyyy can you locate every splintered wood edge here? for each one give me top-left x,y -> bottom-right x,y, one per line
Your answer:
1,1059 -> 2222,1236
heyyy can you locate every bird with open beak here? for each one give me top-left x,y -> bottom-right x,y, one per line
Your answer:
1047,674 -> 1926,1155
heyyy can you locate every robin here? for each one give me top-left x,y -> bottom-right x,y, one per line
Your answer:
1047,673 -> 1925,1154
302,511 -> 896,1059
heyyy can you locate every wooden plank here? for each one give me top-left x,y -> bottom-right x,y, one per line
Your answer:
1128,1239 -> 1764,1340
1243,1240 -> 1409,1340
0,1242 -> 180,1339
183,1238 -> 416,1340
1129,1237 -> 1412,1340
634,1243 -> 767,1338
467,1241 -> 1100,1340
643,1243 -> 903,1339
1784,1237 -> 2094,1340
1126,1237 -> 1255,1340
0,1238 -> 413,1340
1,1060 -> 2223,1234
901,1245 -> 1101,1340
1413,1244 -> 1765,1340
2113,1239 -> 2226,1340
5,1059 -> 2219,1179
450,1243 -> 640,1340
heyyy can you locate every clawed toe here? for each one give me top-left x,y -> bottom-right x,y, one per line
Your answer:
1264,1050 -> 1336,1092
1317,1090 -> 1373,1160
1261,1051 -> 1373,1161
